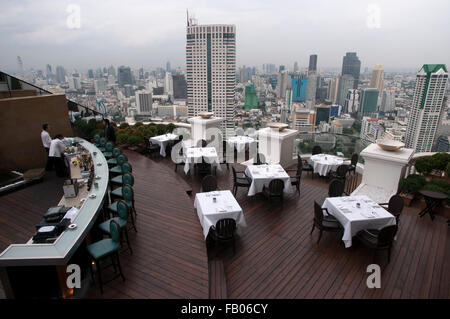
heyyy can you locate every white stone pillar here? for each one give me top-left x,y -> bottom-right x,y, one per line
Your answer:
256,127 -> 298,167
188,116 -> 223,151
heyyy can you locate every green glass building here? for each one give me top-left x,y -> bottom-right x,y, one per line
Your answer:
244,84 -> 258,110
358,88 -> 378,119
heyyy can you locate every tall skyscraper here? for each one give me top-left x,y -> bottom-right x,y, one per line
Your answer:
165,72 -> 173,96
293,61 -> 299,73
186,21 -> 236,135
277,71 -> 290,99
337,74 -> 355,107
327,77 -> 340,104
308,54 -> 317,72
380,88 -> 395,113
88,69 -> 94,79
405,64 -> 448,152
359,88 -> 379,119
17,56 -> 24,78
172,74 -> 187,99
55,66 -> 66,83
94,79 -> 106,94
306,73 -> 317,107
135,90 -> 153,115
370,64 -> 384,96
118,66 -> 133,87
166,61 -> 171,72
291,74 -> 308,102
341,52 -> 361,89
45,64 -> 53,79
344,89 -> 360,114
108,65 -> 116,77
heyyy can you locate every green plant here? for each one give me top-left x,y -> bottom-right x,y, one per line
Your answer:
432,153 -> 450,171
134,121 -> 144,127
92,129 -> 104,138
117,133 -> 129,145
127,135 -> 143,146
415,156 -> 435,174
446,162 -> 450,176
399,174 -> 427,194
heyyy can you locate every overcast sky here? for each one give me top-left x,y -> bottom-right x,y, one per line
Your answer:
1,0 -> 449,73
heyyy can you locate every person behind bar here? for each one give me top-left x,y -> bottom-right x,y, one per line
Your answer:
103,118 -> 116,143
41,123 -> 52,171
48,134 -> 69,177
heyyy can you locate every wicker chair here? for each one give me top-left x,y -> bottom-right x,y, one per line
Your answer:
232,166 -> 251,196
262,179 -> 284,201
210,218 -> 237,254
201,175 -> 218,192
287,157 -> 302,195
310,201 -> 342,244
328,179 -> 347,197
312,145 -> 322,155
347,153 -> 358,174
356,225 -> 398,263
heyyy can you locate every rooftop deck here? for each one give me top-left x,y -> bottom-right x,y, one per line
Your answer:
0,151 -> 449,299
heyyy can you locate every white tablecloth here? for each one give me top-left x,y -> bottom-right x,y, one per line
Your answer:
149,134 -> 179,157
184,147 -> 221,174
322,195 -> 396,248
245,164 -> 293,196
227,136 -> 256,152
309,154 -> 344,176
194,190 -> 247,239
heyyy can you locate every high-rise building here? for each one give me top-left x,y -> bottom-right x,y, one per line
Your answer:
243,84 -> 258,110
277,71 -> 290,99
186,22 -> 236,135
88,69 -> 94,79
405,64 -> 448,152
308,54 -> 317,72
315,105 -> 331,125
337,74 -> 354,107
291,74 -> 307,102
327,77 -> 339,104
344,89 -> 360,114
108,65 -> 116,77
370,64 -> 384,96
293,62 -> 299,73
165,72 -> 173,96
341,52 -> 361,89
172,74 -> 187,100
17,56 -> 24,78
166,61 -> 171,72
360,117 -> 384,142
380,88 -> 395,113
359,88 -> 379,119
94,79 -> 106,94
306,73 -> 317,106
279,65 -> 285,72
135,90 -> 153,115
68,76 -> 81,91
118,66 -> 133,87
55,66 -> 66,83
435,135 -> 450,152
124,84 -> 134,98
45,64 -> 53,79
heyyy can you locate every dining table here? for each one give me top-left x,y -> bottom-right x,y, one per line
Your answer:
322,195 -> 396,248
244,164 -> 293,196
308,154 -> 344,176
184,147 -> 221,174
227,136 -> 256,153
149,133 -> 179,157
194,190 -> 247,239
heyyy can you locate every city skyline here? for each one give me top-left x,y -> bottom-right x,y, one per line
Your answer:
1,0 -> 450,72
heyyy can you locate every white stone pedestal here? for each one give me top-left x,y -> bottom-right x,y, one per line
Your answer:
188,116 -> 223,150
352,143 -> 414,201
256,127 -> 298,167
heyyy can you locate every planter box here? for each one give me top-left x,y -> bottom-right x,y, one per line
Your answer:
400,193 -> 415,207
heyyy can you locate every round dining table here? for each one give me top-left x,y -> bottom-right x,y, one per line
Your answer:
308,154 -> 344,176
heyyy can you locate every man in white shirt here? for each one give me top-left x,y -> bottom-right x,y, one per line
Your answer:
41,123 -> 52,170
49,134 -> 69,177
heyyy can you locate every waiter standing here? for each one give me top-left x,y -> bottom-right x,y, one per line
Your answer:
49,134 -> 69,177
41,123 -> 52,170
103,119 -> 116,143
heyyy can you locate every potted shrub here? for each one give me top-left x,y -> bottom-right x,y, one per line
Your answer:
117,133 -> 130,147
398,174 -> 427,206
127,135 -> 143,151
446,162 -> 450,182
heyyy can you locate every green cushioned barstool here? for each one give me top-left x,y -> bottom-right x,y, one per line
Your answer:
103,141 -> 114,158
107,147 -> 122,167
87,220 -> 125,294
98,137 -> 107,152
93,134 -> 101,147
109,155 -> 128,177
108,184 -> 137,222
110,162 -> 132,177
110,173 -> 134,190
99,200 -> 135,253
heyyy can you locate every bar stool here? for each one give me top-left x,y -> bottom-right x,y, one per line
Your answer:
108,184 -> 137,227
99,200 -> 134,253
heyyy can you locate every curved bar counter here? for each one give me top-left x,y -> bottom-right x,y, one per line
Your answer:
0,138 -> 108,298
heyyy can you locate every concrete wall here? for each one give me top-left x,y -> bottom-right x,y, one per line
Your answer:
0,90 -> 38,99
0,94 -> 73,171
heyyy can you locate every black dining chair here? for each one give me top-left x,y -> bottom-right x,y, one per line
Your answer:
287,157 -> 302,195
328,179 -> 347,197
210,218 -> 237,254
174,146 -> 186,173
221,140 -> 230,170
356,225 -> 398,263
312,145 -> 322,155
256,153 -> 267,165
196,156 -> 213,176
311,201 -> 342,244
147,140 -> 160,158
262,179 -> 285,201
201,175 -> 218,192
299,154 -> 315,179
329,164 -> 349,181
197,139 -> 208,148
347,153 -> 358,174
232,166 -> 251,196
379,195 -> 404,230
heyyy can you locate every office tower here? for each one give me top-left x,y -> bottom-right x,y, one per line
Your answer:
108,65 -> 116,77
135,90 -> 153,115
68,76 -> 81,90
337,74 -> 355,107
139,68 -> 145,80
45,64 -> 53,79
118,66 -> 133,87
341,52 -> 361,89
269,76 -> 277,89
88,69 -> 94,79
244,84 -> 258,110
166,62 -> 171,72
277,71 -> 290,99
94,79 -> 106,94
380,88 -> 395,112
306,73 -> 317,107
361,117 -> 384,142
186,22 -> 236,135
107,75 -> 116,86
291,74 -> 307,102
327,77 -> 340,104
316,87 -> 328,102
308,54 -> 317,72
359,88 -> 379,119
95,68 -> 103,79
435,135 -> 450,152
315,105 -> 331,125
165,72 -> 173,95
279,65 -> 285,72
172,74 -> 187,99
293,62 -> 299,73
405,64 -> 448,152
55,66 -> 66,83
370,64 -> 384,96
124,84 -> 134,98
17,56 -> 24,78
344,89 -> 360,114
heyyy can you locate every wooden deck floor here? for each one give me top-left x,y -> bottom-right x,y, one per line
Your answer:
1,151 -> 449,299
